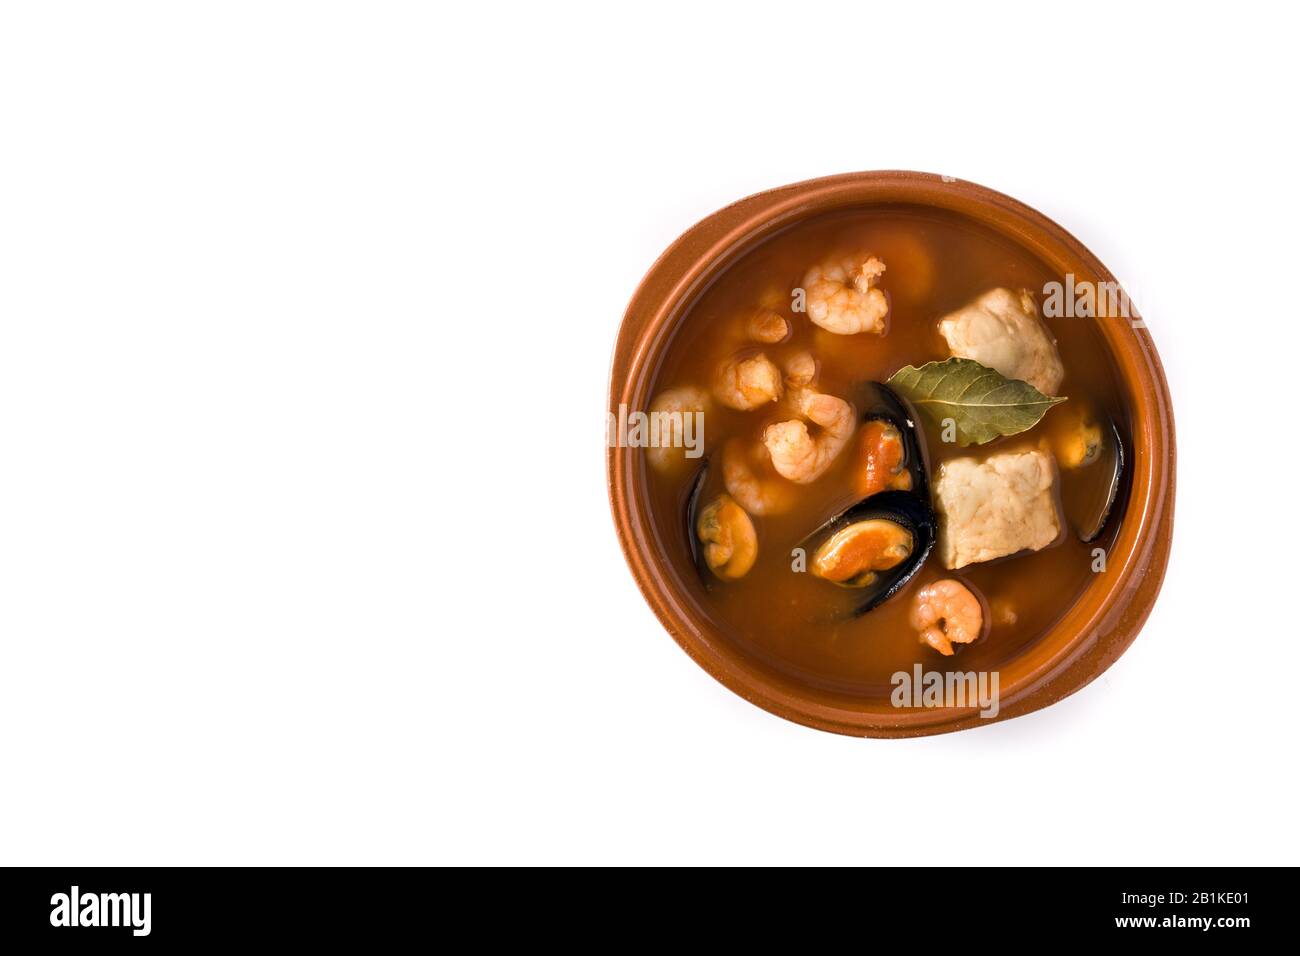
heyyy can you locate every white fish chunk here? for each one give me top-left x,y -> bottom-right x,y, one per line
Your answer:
934,449 -> 1062,570
937,288 -> 1064,395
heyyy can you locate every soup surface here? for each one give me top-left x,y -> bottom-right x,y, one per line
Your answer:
641,205 -> 1129,699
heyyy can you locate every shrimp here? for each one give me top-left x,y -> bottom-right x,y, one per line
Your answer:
782,350 -> 818,388
746,308 -> 791,344
762,387 -> 855,484
714,353 -> 783,411
645,385 -> 709,474
910,579 -> 984,656
721,438 -> 797,515
708,302 -> 791,407
803,254 -> 889,335
695,493 -> 758,580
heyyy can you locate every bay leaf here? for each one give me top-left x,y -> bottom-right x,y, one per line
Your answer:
885,358 -> 1065,446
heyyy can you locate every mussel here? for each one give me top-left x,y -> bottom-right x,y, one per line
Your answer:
851,382 -> 929,500
1054,412 -> 1127,543
804,490 -> 936,615
684,383 -> 939,605
683,457 -> 760,585
802,383 -> 936,615
1081,417 -> 1125,543
684,458 -> 714,587
695,493 -> 758,581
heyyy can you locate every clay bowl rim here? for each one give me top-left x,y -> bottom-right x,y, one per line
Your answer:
607,170 -> 1176,738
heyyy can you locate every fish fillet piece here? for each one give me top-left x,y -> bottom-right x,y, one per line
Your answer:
934,449 -> 1061,570
937,288 -> 1064,395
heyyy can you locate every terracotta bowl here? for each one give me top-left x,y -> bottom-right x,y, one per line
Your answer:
607,171 -> 1175,737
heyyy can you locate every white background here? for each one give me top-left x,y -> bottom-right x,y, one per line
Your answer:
1,2 -> 1297,865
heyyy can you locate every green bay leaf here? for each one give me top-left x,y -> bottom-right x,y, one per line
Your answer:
885,358 -> 1065,446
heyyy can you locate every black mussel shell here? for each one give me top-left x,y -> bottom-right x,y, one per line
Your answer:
802,489 -> 937,616
1075,417 -> 1127,543
684,458 -> 714,588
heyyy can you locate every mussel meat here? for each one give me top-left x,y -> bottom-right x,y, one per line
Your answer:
685,458 -> 759,584
812,515 -> 915,588
804,490 -> 936,615
851,382 -> 929,500
695,493 -> 758,580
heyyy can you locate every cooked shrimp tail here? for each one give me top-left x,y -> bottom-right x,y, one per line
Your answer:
803,254 -> 889,335
910,579 -> 984,655
762,388 -> 855,484
713,353 -> 783,411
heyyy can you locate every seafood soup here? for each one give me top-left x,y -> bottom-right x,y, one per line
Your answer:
641,205 -> 1130,698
